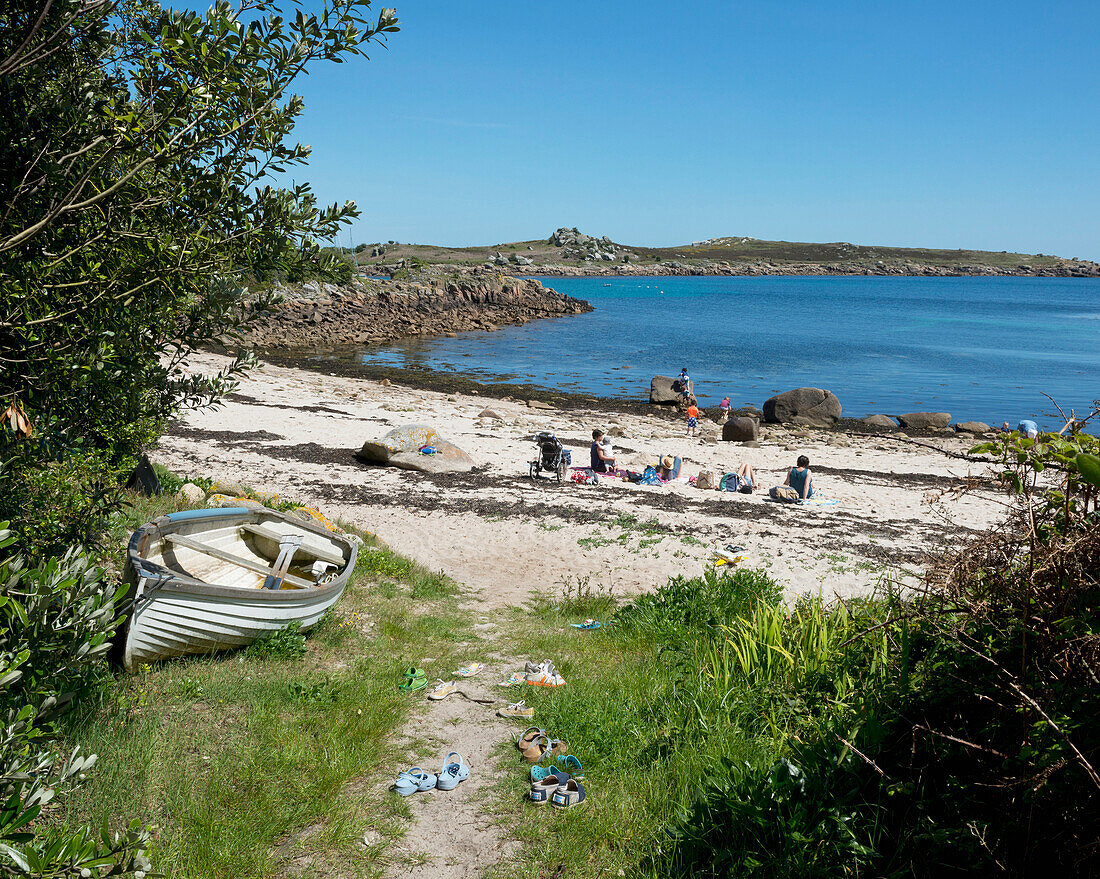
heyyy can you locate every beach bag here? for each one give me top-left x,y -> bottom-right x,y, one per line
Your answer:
696,470 -> 717,490
770,486 -> 799,502
719,473 -> 743,492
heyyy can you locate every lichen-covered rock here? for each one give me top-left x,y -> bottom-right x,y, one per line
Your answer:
763,388 -> 842,427
356,425 -> 475,473
176,482 -> 206,504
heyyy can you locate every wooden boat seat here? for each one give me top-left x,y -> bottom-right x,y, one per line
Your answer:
162,532 -> 313,588
239,523 -> 346,566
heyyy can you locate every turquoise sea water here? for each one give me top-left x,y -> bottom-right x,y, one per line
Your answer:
360,275 -> 1100,427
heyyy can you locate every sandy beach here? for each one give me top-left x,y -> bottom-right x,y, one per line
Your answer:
153,352 -> 1008,609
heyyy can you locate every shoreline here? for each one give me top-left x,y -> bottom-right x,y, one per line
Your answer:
249,346 -> 958,440
512,262 -> 1100,278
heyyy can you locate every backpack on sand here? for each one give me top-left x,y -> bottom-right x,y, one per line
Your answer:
770,486 -> 799,502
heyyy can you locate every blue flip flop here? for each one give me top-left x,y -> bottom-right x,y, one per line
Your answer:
556,754 -> 584,779
393,767 -> 436,796
436,752 -> 470,791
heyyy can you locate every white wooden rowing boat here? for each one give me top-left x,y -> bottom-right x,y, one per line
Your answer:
122,506 -> 358,671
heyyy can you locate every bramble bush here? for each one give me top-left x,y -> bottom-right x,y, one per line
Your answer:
659,410 -> 1100,877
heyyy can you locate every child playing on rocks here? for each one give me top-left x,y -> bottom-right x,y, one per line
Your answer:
686,403 -> 699,437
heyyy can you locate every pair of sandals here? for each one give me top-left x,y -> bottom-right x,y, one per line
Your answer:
528,767 -> 586,808
398,667 -> 428,692
393,752 -> 469,796
516,727 -> 569,764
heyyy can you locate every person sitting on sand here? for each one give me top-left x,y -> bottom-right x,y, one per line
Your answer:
783,455 -> 814,499
686,403 -> 699,437
658,455 -> 680,481
590,429 -> 616,473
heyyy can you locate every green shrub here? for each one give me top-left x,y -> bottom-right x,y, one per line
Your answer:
243,621 -> 307,660
616,566 -> 781,642
0,524 -> 151,872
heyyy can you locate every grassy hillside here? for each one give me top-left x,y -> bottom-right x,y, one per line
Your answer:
351,233 -> 1085,272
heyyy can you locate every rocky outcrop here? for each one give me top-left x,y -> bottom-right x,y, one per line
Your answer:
863,415 -> 898,429
242,272 -> 592,349
356,425 -> 475,474
763,388 -> 842,427
898,412 -> 952,430
549,227 -> 635,263
722,417 -> 759,442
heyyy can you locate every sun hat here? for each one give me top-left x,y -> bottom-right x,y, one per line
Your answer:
661,455 -> 674,469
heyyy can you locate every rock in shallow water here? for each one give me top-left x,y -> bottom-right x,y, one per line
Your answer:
898,412 -> 951,430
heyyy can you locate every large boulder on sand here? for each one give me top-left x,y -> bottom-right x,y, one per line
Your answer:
356,425 -> 475,474
763,388 -> 842,427
862,414 -> 898,430
722,417 -> 759,442
898,412 -> 951,430
650,375 -> 681,405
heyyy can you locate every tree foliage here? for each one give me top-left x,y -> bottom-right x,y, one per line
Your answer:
0,0 -> 397,547
0,0 -> 397,873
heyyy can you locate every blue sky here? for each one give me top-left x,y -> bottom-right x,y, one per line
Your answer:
287,0 -> 1100,257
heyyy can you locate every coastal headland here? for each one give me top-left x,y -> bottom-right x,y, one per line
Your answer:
356,226 -> 1100,278
241,272 -> 591,349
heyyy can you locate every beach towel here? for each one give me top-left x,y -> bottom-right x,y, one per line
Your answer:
637,466 -> 661,486
801,497 -> 838,506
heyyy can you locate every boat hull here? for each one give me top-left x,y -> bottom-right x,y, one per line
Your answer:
123,507 -> 357,671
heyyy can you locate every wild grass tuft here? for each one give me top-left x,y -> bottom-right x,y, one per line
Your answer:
242,620 -> 307,659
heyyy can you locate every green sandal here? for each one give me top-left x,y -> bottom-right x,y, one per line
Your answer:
398,668 -> 427,691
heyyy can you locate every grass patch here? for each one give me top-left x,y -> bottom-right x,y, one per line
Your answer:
492,567 -> 895,878
49,481 -> 471,878
243,620 -> 307,659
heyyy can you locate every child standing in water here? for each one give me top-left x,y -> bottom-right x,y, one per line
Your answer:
686,402 -> 699,437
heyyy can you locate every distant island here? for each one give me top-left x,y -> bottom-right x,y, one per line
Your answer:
353,227 -> 1100,278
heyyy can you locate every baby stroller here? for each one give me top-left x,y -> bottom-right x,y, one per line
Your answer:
529,431 -> 571,482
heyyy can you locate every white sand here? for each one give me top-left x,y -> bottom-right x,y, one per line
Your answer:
153,352 -> 1008,609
